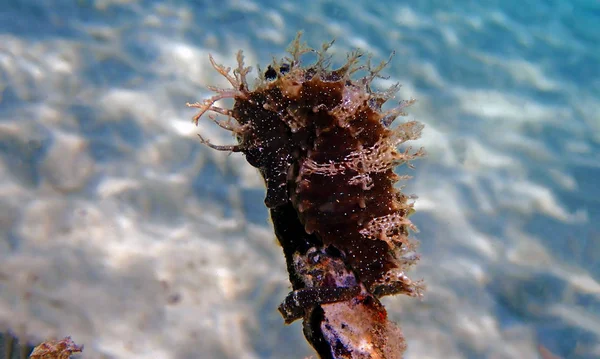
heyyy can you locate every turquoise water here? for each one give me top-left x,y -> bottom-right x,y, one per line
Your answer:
0,0 -> 598,358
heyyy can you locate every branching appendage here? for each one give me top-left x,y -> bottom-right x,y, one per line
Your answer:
374,272 -> 425,298
187,52 -> 253,151
313,39 -> 336,72
187,88 -> 239,126
359,213 -> 417,248
329,49 -> 365,80
381,99 -> 418,128
285,31 -> 313,67
187,51 -> 252,124
360,51 -> 395,89
207,52 -> 251,91
196,133 -> 241,152
391,120 -> 423,143
234,50 -> 252,91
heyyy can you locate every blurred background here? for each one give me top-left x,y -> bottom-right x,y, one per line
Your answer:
0,0 -> 598,358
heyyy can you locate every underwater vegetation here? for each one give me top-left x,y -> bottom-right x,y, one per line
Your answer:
1,334 -> 81,359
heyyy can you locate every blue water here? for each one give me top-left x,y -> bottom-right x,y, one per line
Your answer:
0,0 -> 598,358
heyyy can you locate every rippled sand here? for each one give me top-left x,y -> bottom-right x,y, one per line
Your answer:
0,0 -> 598,358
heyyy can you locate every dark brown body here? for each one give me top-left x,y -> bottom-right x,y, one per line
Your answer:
234,69 -> 420,295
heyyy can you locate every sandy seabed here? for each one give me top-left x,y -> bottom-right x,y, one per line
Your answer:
1,0 -> 599,358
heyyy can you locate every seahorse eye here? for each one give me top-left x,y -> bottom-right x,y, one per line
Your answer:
264,63 -> 291,81
264,65 -> 277,80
